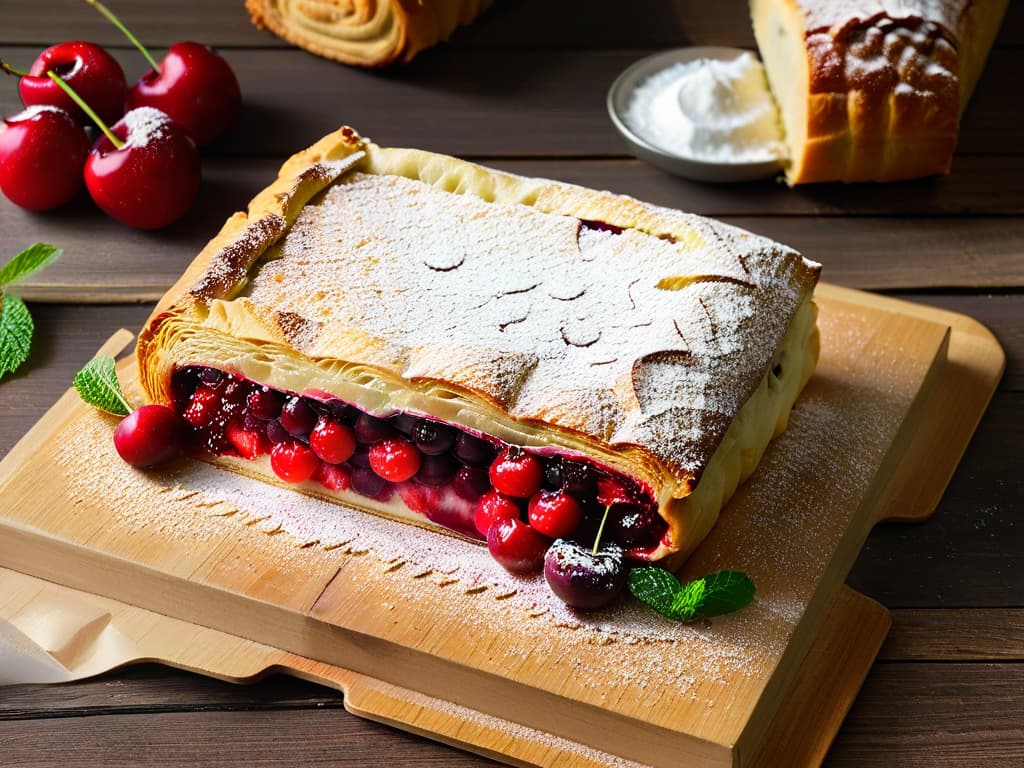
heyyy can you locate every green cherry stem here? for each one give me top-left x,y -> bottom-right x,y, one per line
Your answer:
592,503 -> 612,555
0,60 -> 29,77
46,71 -> 124,149
84,0 -> 161,75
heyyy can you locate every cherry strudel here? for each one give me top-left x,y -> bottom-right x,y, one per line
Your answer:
137,127 -> 821,569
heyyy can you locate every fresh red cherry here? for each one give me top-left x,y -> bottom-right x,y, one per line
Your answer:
182,385 -> 218,426
84,107 -> 200,229
486,518 -> 547,574
309,417 -> 356,464
369,438 -> 422,482
126,42 -> 240,146
270,441 -> 320,484
489,446 -> 543,498
0,105 -> 89,211
315,461 -> 351,491
113,404 -> 185,468
10,42 -> 126,126
226,421 -> 269,460
528,489 -> 583,539
474,490 -> 520,537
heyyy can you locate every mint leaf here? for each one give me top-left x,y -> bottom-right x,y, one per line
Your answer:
0,243 -> 61,288
73,355 -> 132,416
697,571 -> 756,618
627,566 -> 682,617
0,293 -> 33,379
628,566 -> 755,621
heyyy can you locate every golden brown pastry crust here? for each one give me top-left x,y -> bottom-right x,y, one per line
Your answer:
246,0 -> 492,67
137,127 -> 820,562
753,0 -> 1009,183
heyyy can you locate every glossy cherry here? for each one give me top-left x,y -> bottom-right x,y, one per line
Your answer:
474,491 -> 521,537
270,441 -> 320,484
489,447 -> 543,498
0,106 -> 89,210
113,404 -> 185,468
84,106 -> 200,229
309,417 -> 356,464
369,438 -> 422,482
226,421 -> 269,460
10,42 -> 126,126
486,518 -> 548,574
126,42 -> 240,146
527,489 -> 583,539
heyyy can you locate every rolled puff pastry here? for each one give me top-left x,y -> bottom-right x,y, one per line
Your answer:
246,0 -> 492,67
137,127 -> 821,567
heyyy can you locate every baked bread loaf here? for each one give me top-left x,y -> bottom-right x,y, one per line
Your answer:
136,127 -> 820,569
751,0 -> 1009,183
246,0 -> 492,67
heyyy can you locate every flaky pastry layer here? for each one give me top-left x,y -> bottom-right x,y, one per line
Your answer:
137,127 -> 820,561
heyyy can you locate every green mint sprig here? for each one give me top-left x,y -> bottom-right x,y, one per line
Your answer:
73,355 -> 132,416
628,567 -> 755,622
0,243 -> 61,381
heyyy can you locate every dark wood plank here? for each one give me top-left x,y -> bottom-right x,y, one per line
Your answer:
825,663 -> 1024,767
0,708 -> 497,767
3,0 -> 1022,50
879,609 -> 1024,661
848,392 -> 1024,608
0,665 -> 339,720
4,46 -> 1018,158
889,293 -> 1023,391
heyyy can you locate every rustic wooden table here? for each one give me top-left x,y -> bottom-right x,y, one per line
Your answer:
1,1 -> 1021,765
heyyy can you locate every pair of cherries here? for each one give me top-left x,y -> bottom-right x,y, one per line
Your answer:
0,4 -> 240,229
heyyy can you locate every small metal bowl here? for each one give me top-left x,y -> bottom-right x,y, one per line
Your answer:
607,47 -> 786,183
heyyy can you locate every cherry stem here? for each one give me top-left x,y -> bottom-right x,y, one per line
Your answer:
0,60 -> 29,77
592,504 -> 612,555
47,71 -> 124,149
84,0 -> 161,75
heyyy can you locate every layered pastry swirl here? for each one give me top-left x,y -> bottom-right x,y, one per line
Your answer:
137,127 -> 821,567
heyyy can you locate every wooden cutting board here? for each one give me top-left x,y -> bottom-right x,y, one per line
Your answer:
0,284 -> 1004,767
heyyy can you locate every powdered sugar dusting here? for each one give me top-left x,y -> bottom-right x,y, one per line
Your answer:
241,172 -> 816,482
8,104 -> 70,122
119,106 -> 174,149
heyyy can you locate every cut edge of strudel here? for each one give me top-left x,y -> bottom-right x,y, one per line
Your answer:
136,126 -> 821,569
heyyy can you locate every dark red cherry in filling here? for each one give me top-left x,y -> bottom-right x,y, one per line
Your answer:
226,421 -> 269,460
309,417 -> 356,464
528,489 -> 583,539
560,459 -> 596,496
351,465 -> 388,498
280,396 -> 317,437
454,432 -> 496,467
413,418 -> 456,455
247,387 -> 284,420
474,490 -> 521,537
354,413 -> 395,444
315,461 -> 351,491
544,539 -> 627,611
610,504 -> 665,550
265,419 -> 291,444
487,518 -> 547,574
113,404 -> 185,468
452,465 -> 491,502
183,386 -> 218,427
369,438 -> 421,482
489,447 -> 543,498
414,453 -> 457,487
389,413 -> 417,436
270,441 -> 319,483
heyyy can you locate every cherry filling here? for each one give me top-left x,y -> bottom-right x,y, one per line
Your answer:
169,366 -> 667,565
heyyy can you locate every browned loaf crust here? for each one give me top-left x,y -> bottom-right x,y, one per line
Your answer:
137,127 -> 821,564
246,0 -> 492,67
752,0 -> 1009,183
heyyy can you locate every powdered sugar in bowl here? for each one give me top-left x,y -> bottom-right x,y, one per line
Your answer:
608,47 -> 789,182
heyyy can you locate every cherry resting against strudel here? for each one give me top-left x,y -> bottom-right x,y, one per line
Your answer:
135,126 -> 821,574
